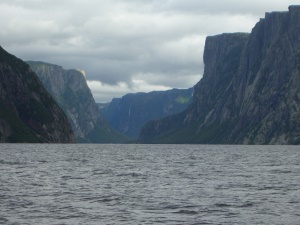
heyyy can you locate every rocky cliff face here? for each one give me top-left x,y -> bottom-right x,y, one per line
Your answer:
28,61 -> 129,143
100,88 -> 193,138
139,6 -> 300,144
0,47 -> 75,143
28,62 -> 99,139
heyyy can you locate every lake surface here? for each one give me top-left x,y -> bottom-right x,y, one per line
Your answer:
0,144 -> 299,225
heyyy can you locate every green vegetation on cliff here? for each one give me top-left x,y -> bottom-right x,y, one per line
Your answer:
100,88 -> 193,139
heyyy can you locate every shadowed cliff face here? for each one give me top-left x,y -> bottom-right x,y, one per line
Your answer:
0,47 -> 75,143
230,8 -> 300,144
100,88 -> 193,139
139,6 -> 300,144
28,62 -> 99,139
28,61 -> 129,143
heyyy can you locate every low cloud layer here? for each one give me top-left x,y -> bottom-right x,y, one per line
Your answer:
0,0 -> 294,102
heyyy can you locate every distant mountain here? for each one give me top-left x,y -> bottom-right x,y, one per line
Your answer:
139,6 -> 300,144
0,47 -> 75,143
28,61 -> 129,143
100,88 -> 193,139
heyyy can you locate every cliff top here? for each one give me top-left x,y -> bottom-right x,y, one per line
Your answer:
27,61 -> 87,79
206,32 -> 249,40
75,69 -> 87,78
263,5 -> 300,18
289,5 -> 300,12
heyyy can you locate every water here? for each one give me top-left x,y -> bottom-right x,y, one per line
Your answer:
0,144 -> 299,225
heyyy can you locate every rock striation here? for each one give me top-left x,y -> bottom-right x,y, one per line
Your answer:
100,88 -> 193,139
28,61 -> 129,143
0,47 -> 75,143
139,6 -> 300,144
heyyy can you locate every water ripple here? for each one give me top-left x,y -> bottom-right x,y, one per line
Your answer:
0,144 -> 300,225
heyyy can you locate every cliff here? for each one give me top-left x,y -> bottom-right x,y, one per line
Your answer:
0,47 -> 75,143
139,6 -> 300,144
100,88 -> 193,138
28,61 -> 129,143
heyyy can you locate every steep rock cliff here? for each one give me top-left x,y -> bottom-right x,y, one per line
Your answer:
0,47 -> 75,143
139,6 -> 300,144
100,88 -> 193,138
28,61 -> 129,143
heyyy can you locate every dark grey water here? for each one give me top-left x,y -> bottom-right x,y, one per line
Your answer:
0,144 -> 300,225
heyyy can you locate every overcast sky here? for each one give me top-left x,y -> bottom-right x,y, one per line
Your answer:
0,0 -> 296,102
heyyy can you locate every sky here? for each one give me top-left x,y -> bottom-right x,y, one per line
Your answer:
0,0 -> 297,102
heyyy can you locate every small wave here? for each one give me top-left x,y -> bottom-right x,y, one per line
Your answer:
174,209 -> 198,215
257,185 -> 284,191
92,169 -> 113,176
239,202 -> 255,208
159,204 -> 181,210
214,202 -> 254,209
91,196 -> 121,204
214,203 -> 232,208
271,169 -> 293,174
30,182 -> 44,187
0,160 -> 25,166
60,175 -> 85,180
116,172 -> 145,177
60,175 -> 72,180
0,217 -> 8,223
288,200 -> 299,204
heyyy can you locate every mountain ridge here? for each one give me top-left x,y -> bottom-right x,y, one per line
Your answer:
100,88 -> 193,139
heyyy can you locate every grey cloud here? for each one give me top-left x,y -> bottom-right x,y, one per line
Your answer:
120,0 -> 292,16
0,0 -> 294,102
